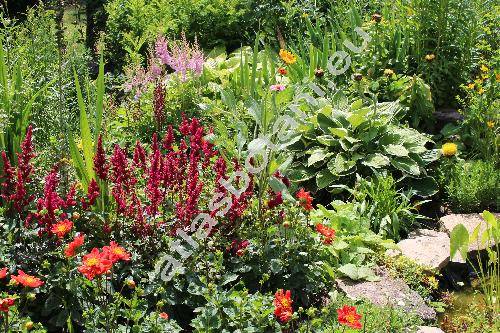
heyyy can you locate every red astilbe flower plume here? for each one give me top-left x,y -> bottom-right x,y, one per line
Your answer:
132,141 -> 147,170
1,126 -> 36,213
64,233 -> 85,258
146,139 -> 164,216
11,270 -> 44,288
65,184 -> 77,207
81,179 -> 100,210
110,145 -> 132,185
102,241 -> 131,263
162,125 -> 175,151
93,135 -> 109,181
273,289 -> 293,323
18,125 -> 35,181
51,219 -> 73,239
337,305 -> 362,329
34,168 -> 66,233
296,188 -> 313,211
0,151 -> 15,201
316,223 -> 336,244
212,158 -> 254,225
153,82 -> 165,127
78,248 -> 113,280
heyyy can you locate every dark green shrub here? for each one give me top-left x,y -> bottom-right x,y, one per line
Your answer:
104,0 -> 251,70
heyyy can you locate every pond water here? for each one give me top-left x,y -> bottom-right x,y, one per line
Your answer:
439,286 -> 486,325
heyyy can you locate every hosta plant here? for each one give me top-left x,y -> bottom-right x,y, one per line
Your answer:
289,95 -> 439,197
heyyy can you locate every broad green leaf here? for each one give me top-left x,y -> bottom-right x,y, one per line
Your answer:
362,153 -> 390,168
347,108 -> 370,128
307,148 -> 329,166
338,264 -> 358,280
327,154 -> 356,175
329,127 -> 348,138
384,144 -> 409,157
450,224 -> 469,261
316,169 -> 336,189
316,135 -> 337,146
391,157 -> 420,176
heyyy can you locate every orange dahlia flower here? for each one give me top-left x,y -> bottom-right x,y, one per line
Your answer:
273,289 -> 293,323
0,297 -> 15,313
103,241 -> 131,263
11,270 -> 44,288
78,248 -> 113,280
337,305 -> 362,329
316,223 -> 336,244
64,234 -> 85,258
51,219 -> 73,238
0,267 -> 7,279
296,188 -> 313,211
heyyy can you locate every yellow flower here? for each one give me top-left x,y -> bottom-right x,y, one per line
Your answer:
496,73 -> 500,82
466,83 -> 475,90
425,54 -> 436,62
279,49 -> 297,65
478,88 -> 485,95
384,68 -> 394,76
302,13 -> 309,18
441,142 -> 457,157
487,121 -> 495,129
480,64 -> 489,72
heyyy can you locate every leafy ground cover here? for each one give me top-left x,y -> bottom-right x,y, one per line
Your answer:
0,1 -> 498,332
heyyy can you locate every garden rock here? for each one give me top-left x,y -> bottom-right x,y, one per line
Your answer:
388,229 -> 451,270
440,213 -> 499,252
336,268 -> 436,321
416,326 -> 445,333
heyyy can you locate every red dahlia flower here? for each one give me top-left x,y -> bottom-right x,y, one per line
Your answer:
64,233 -> 85,258
0,297 -> 15,313
296,188 -> 313,211
102,241 -> 131,263
316,223 -> 336,244
159,312 -> 169,320
11,270 -> 44,288
51,219 -> 73,238
337,305 -> 362,329
273,289 -> 293,323
78,248 -> 113,280
0,267 -> 7,279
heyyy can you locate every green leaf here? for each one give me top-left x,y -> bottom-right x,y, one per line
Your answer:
338,264 -> 359,280
362,153 -> 390,168
329,127 -> 348,138
307,148 -> 329,166
384,144 -> 409,157
347,108 -> 370,128
74,69 -> 95,185
391,157 -> 420,176
316,135 -> 337,146
450,224 -> 469,261
327,154 -> 356,175
316,169 -> 336,189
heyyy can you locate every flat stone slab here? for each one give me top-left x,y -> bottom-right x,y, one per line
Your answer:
440,213 -> 499,252
388,229 -> 451,270
416,326 -> 444,333
336,268 -> 436,321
